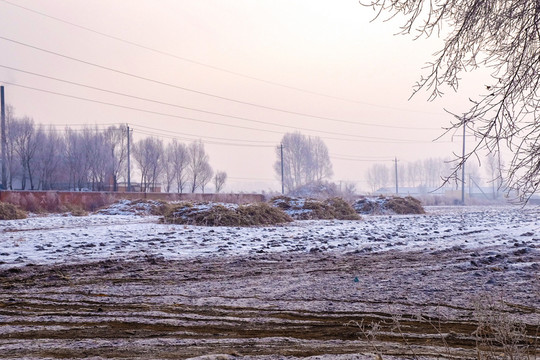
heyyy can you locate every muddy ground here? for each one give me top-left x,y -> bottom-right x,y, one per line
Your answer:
0,244 -> 538,359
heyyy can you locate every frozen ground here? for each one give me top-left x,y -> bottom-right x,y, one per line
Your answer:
1,205 -> 538,268
0,205 -> 539,359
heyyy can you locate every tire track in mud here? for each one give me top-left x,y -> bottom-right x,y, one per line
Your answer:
0,250 -> 538,359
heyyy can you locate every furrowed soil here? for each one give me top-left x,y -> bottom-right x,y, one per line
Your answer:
0,247 -> 538,359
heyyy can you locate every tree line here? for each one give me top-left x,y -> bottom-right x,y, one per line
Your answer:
1,106 -> 227,193
365,156 -> 504,195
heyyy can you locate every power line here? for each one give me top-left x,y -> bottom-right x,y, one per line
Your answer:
133,124 -> 275,144
0,0 -> 444,116
133,128 -> 275,148
1,81 -> 431,143
330,156 -> 394,162
39,121 -> 276,145
229,177 -> 278,182
331,152 -> 398,160
0,35 -> 442,130
1,65 -> 438,140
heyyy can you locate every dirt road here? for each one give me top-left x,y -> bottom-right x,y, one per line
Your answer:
0,244 -> 538,359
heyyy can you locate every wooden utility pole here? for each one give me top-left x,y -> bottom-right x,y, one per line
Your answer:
452,118 -> 473,205
1,86 -> 6,190
394,157 -> 398,195
280,143 -> 284,194
127,125 -> 131,192
461,121 -> 466,205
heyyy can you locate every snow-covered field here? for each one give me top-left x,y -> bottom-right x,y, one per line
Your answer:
1,204 -> 539,359
1,205 -> 538,269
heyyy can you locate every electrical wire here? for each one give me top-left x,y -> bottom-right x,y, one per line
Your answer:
1,81 -> 432,143
0,64 -> 438,131
133,128 -> 275,148
0,35 -> 442,130
330,156 -> 394,162
0,0 -> 444,115
132,124 -> 275,144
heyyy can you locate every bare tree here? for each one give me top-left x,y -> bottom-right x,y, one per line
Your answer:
364,0 -> 540,201
309,137 -> 334,182
197,162 -> 214,193
33,126 -> 66,190
4,105 -> 21,189
11,116 -> 39,189
133,137 -> 164,192
103,125 -> 128,191
274,132 -> 333,193
340,181 -> 357,200
166,140 -> 190,193
64,128 -> 89,190
213,170 -> 227,193
84,127 -> 109,191
187,140 -> 212,193
366,163 -> 389,193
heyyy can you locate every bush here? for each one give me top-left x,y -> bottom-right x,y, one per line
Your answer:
0,202 -> 27,220
161,202 -> 293,226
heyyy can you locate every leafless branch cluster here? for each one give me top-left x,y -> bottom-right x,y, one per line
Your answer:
274,132 -> 333,193
362,0 -> 540,201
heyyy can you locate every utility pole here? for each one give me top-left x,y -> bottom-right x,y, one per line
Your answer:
127,125 -> 131,192
280,143 -> 284,194
1,86 -> 6,190
394,157 -> 398,195
461,120 -> 466,205
452,119 -> 473,205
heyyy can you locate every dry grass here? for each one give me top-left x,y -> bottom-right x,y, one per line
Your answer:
65,205 -> 89,217
271,196 -> 361,220
161,202 -> 292,226
2,192 -> 116,213
347,295 -> 539,360
385,196 -> 425,215
354,195 -> 425,215
473,295 -> 538,360
0,202 -> 27,220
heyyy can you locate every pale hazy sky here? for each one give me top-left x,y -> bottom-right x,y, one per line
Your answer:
0,0 -> 492,192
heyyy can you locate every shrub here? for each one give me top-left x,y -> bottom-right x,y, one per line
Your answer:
0,202 -> 27,220
161,202 -> 292,226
